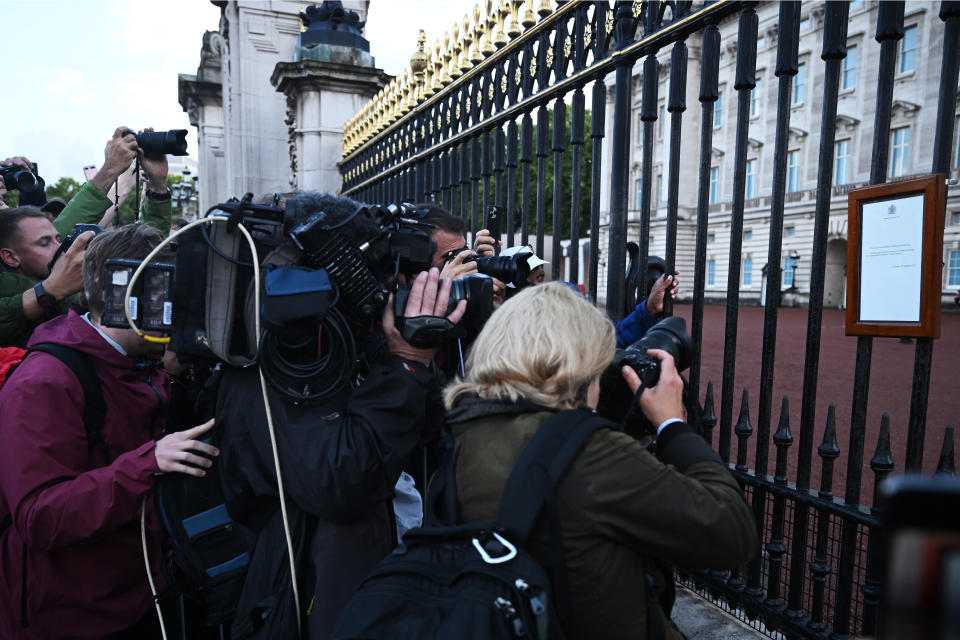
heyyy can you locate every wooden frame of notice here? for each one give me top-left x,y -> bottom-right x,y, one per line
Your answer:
845,174 -> 945,338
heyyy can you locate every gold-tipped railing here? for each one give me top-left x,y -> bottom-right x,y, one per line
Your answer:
341,0 -> 571,159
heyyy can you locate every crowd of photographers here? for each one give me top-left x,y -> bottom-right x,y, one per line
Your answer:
0,127 -> 755,639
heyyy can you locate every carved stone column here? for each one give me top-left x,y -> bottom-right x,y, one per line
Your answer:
178,30 -> 226,215
271,2 -> 390,194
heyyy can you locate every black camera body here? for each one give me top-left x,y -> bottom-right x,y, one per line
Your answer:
1,163 -> 41,193
123,129 -> 189,156
48,224 -> 105,272
597,316 -> 694,437
614,316 -> 693,388
393,273 -> 495,347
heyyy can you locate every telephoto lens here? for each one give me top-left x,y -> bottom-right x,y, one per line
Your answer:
616,316 -> 694,388
472,254 -> 531,288
131,130 -> 189,156
596,316 -> 694,438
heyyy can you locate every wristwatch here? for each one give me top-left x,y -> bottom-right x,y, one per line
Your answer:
146,189 -> 171,202
33,281 -> 57,311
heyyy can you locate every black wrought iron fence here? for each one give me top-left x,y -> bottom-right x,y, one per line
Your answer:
339,1 -> 960,638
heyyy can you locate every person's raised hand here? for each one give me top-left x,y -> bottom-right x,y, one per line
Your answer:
439,248 -> 479,280
473,229 -> 498,257
382,268 -> 467,366
91,127 -> 138,194
154,419 -> 219,477
646,271 -> 680,317
621,348 -> 684,430
1,156 -> 34,172
42,230 -> 95,300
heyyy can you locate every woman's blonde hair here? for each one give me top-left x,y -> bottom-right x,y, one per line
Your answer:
444,281 -> 615,409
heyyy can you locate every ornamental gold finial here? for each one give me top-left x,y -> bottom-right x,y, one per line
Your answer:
431,40 -> 444,92
494,0 -> 509,46
482,0 -> 497,54
451,24 -> 463,78
410,29 -> 428,76
402,71 -> 416,111
520,0 -> 536,29
471,5 -> 486,62
461,14 -> 475,71
536,0 -> 552,18
442,32 -> 453,84
506,0 -> 522,38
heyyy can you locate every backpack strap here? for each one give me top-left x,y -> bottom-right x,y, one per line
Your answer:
24,343 -> 109,464
496,407 -> 614,620
496,407 -> 612,542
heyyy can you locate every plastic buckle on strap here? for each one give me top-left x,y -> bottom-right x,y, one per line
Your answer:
473,532 -> 517,564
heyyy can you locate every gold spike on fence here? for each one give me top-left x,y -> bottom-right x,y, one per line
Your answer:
342,0 -> 583,158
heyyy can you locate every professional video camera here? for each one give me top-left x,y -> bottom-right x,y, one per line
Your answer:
1,163 -> 42,194
597,316 -> 694,437
103,193 -> 493,401
122,129 -> 189,156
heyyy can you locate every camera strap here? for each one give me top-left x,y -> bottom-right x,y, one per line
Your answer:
620,382 -> 648,427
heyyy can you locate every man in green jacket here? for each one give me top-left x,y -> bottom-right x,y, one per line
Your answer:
0,127 -> 172,347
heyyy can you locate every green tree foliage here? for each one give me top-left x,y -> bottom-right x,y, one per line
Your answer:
45,177 -> 83,203
453,108 -> 593,242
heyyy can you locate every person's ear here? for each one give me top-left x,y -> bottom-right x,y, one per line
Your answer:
0,247 -> 20,270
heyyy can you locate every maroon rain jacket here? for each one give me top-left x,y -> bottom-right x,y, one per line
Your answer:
0,310 -> 169,639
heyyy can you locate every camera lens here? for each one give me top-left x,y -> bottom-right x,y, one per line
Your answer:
627,316 -> 694,373
474,254 -> 531,288
134,130 -> 189,156
15,171 -> 39,192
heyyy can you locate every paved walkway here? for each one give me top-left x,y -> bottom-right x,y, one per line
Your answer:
673,304 -> 960,505
672,587 -> 773,639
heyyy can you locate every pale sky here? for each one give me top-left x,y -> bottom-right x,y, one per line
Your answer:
0,0 -> 470,185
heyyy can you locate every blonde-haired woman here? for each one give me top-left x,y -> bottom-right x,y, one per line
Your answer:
441,282 -> 757,640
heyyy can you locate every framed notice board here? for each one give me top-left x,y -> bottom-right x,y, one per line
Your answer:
845,174 -> 945,338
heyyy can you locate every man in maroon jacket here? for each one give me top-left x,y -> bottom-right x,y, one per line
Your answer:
0,224 -> 217,639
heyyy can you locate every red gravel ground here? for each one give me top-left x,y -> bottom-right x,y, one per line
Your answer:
671,304 -> 960,507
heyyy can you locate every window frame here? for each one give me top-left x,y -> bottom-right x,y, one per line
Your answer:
835,139 -> 851,185
890,127 -> 911,178
899,25 -> 917,75
746,158 -> 758,198
787,150 -> 800,192
709,166 -> 719,204
792,62 -> 806,106
948,249 -> 960,288
842,45 -> 857,91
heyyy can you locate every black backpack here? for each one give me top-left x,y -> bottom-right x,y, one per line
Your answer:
331,407 -> 613,640
155,412 -> 257,628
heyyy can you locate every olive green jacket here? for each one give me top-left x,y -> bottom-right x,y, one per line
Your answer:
0,183 -> 171,347
447,399 -> 758,640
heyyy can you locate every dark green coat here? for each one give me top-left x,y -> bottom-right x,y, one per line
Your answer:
447,399 -> 758,640
0,182 -> 171,347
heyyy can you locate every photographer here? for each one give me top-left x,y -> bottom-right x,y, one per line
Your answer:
441,282 -> 757,639
215,193 -> 466,639
0,224 -> 219,639
0,127 -> 172,347
1,155 -> 46,208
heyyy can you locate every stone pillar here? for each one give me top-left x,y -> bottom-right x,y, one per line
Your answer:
273,60 -> 390,194
271,2 -> 390,195
178,30 -> 226,215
